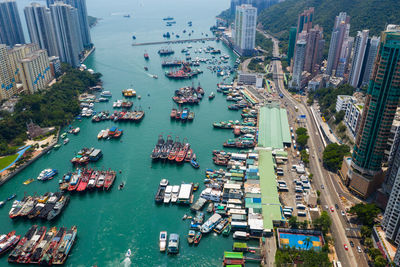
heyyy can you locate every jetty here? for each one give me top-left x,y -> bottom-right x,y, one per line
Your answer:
132,37 -> 217,46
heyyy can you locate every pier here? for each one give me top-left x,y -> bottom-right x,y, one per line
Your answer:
132,37 -> 217,46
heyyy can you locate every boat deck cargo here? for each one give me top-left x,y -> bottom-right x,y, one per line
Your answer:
190,197 -> 207,211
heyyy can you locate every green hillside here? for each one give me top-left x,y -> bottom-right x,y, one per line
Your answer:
258,0 -> 400,52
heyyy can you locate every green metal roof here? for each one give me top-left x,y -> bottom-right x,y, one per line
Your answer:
233,242 -> 248,249
258,106 -> 291,149
224,251 -> 244,259
259,150 -> 282,230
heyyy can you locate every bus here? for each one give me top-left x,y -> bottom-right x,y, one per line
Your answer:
283,206 -> 293,212
296,204 -> 306,210
283,211 -> 292,217
297,211 -> 307,217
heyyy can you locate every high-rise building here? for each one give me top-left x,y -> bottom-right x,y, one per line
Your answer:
230,0 -> 278,14
50,2 -> 83,67
233,4 -> 257,56
349,30 -> 369,87
296,7 -> 314,40
63,0 -> 91,47
287,27 -> 297,66
303,25 -> 324,75
348,25 -> 400,198
0,44 -> 17,100
360,36 -> 380,86
0,0 -> 25,46
325,12 -> 350,76
19,49 -> 53,94
336,36 -> 354,77
24,3 -> 59,57
8,43 -> 39,83
289,39 -> 307,89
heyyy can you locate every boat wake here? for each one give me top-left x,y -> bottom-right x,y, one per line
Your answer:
121,257 -> 131,267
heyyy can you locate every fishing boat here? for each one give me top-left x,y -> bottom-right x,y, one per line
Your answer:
122,88 -> 136,97
214,218 -> 230,234
159,231 -> 167,252
209,92 -> 215,99
104,170 -> 116,190
17,225 -> 47,263
190,211 -> 205,228
29,227 -> 56,264
170,108 -> 177,119
96,172 -> 106,189
155,179 -> 169,203
184,149 -> 193,162
39,227 -> 66,265
0,232 -> 20,256
222,223 -> 231,236
151,135 -> 165,160
200,213 -> 222,234
52,226 -> 77,265
7,194 -> 16,201
160,135 -> 173,160
68,170 -> 81,191
114,129 -> 123,138
175,109 -> 181,119
181,108 -> 189,121
176,139 -> 189,163
144,53 -> 149,60
87,171 -> 98,190
47,195 -> 70,221
193,231 -> 202,245
37,169 -> 58,181
168,137 -> 181,161
8,200 -> 22,219
76,169 -> 91,192
8,225 -> 38,263
188,111 -> 194,120
187,230 -> 195,245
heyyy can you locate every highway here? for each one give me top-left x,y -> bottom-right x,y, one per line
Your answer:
258,29 -> 369,267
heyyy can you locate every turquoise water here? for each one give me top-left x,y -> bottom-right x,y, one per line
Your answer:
0,0 -> 264,266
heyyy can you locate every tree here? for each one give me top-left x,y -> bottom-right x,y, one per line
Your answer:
368,248 -> 382,259
349,203 -> 380,227
313,211 -> 332,234
300,220 -> 308,229
375,256 -> 387,267
361,225 -> 372,239
364,237 -> 373,248
296,128 -> 309,149
303,236 -> 312,249
322,143 -> 350,172
300,150 -> 309,164
289,216 -> 298,228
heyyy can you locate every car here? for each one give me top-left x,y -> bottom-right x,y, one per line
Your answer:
324,205 -> 329,210
344,244 -> 348,251
357,246 -> 362,253
335,204 -> 339,209
330,207 -> 334,212
350,241 -> 354,247
321,184 -> 325,189
341,210 -> 346,216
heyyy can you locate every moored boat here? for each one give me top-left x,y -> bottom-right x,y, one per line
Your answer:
52,226 -> 77,265
104,170 -> 116,190
159,231 -> 167,252
193,231 -> 202,245
187,230 -> 195,244
200,213 -> 222,233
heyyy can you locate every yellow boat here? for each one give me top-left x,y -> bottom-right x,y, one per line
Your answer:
23,178 -> 34,185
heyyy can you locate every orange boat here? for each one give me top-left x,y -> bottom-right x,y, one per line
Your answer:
104,170 -> 116,190
67,170 -> 82,191
76,169 -> 92,192
176,140 -> 189,163
168,137 -> 181,161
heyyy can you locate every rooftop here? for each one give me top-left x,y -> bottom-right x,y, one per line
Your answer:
258,106 -> 291,149
259,150 -> 282,230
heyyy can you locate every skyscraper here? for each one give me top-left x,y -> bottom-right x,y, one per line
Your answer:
50,2 -> 83,67
290,39 -> 306,89
336,36 -> 354,77
287,27 -> 297,66
349,25 -> 400,198
8,43 -> 39,83
24,3 -> 59,57
47,0 -> 91,47
233,4 -> 257,56
325,12 -> 350,76
303,25 -> 324,75
0,0 -> 25,46
360,36 -> 380,86
349,30 -> 369,87
296,7 -> 314,40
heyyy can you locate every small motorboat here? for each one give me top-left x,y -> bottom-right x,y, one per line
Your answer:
152,75 -> 158,79
125,249 -> 131,258
63,138 -> 70,145
23,178 -> 34,185
194,231 -> 202,245
187,230 -> 195,244
0,200 -> 5,208
144,66 -> 148,71
159,231 -> 167,252
119,182 -> 125,190
191,159 -> 199,169
7,194 -> 16,201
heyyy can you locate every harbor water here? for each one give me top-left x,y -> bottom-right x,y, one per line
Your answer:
0,0 -> 262,266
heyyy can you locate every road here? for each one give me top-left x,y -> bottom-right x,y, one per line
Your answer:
258,29 -> 369,267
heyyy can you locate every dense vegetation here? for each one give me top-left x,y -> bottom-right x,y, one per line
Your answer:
295,127 -> 309,149
308,84 -> 355,122
349,203 -> 380,227
247,58 -> 265,73
258,0 -> 400,53
255,32 -> 273,57
0,65 -> 101,156
322,143 -> 351,172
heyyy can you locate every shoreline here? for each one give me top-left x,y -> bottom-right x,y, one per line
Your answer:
81,46 -> 96,63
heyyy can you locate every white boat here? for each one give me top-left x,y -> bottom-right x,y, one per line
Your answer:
113,101 -> 118,108
102,129 -> 109,139
73,127 -> 80,134
171,185 -> 180,203
159,231 -> 167,252
63,138 -> 69,145
163,185 -> 173,204
97,130 -> 105,139
233,231 -> 250,240
100,90 -> 112,97
200,213 -> 222,233
160,179 -> 169,187
125,249 -> 131,257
